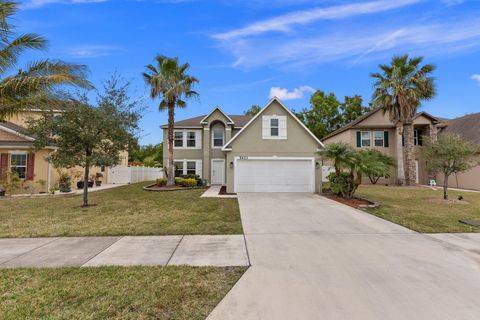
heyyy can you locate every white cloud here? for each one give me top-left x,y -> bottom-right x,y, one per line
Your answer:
219,20 -> 480,69
23,0 -> 108,9
213,0 -> 421,40
66,45 -> 118,58
269,86 -> 314,100
472,74 -> 480,86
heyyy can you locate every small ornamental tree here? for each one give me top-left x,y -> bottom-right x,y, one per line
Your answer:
422,133 -> 480,200
29,75 -> 141,207
360,149 -> 395,184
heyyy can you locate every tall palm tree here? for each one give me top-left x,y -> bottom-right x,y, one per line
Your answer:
0,1 -> 91,119
371,54 -> 435,185
143,55 -> 199,186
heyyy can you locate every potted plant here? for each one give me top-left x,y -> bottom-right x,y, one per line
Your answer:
0,169 -> 21,196
58,172 -> 72,193
88,174 -> 95,188
95,172 -> 103,187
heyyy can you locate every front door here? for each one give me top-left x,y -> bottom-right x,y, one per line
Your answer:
211,159 -> 225,185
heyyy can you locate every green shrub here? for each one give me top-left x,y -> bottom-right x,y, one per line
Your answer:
327,172 -> 356,198
180,174 -> 203,186
156,178 -> 167,186
174,177 -> 197,187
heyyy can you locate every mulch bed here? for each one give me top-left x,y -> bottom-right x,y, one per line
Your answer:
324,193 -> 377,209
219,186 -> 236,196
143,184 -> 193,192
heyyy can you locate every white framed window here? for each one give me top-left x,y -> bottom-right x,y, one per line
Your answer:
10,153 -> 27,179
173,159 -> 203,177
270,118 -> 279,137
262,115 -> 287,139
212,126 -> 224,148
173,130 -> 201,149
186,132 -> 196,148
174,132 -> 183,148
186,161 -> 196,175
414,129 -> 423,146
361,131 -> 371,147
174,161 -> 184,177
374,131 -> 384,147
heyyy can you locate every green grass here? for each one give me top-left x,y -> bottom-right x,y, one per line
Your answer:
0,266 -> 246,320
356,185 -> 480,233
0,183 -> 242,237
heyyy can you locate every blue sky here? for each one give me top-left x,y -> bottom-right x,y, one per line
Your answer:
17,0 -> 480,145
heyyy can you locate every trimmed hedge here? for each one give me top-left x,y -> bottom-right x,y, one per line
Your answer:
156,178 -> 197,188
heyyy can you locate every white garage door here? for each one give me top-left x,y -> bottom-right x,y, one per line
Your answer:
235,158 -> 314,193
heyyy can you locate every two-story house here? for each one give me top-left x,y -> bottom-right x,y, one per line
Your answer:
322,107 -> 446,185
161,97 -> 324,193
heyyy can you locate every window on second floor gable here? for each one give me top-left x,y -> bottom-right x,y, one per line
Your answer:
213,127 -> 224,148
361,131 -> 371,147
262,115 -> 287,139
270,118 -> 279,137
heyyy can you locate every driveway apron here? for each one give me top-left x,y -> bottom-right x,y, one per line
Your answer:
208,193 -> 480,320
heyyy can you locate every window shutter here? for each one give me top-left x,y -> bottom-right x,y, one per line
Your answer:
279,116 -> 287,139
196,160 -> 202,178
195,131 -> 202,149
417,129 -> 423,146
384,131 -> 389,147
0,153 -> 8,177
26,153 -> 35,180
262,116 -> 270,139
356,131 -> 361,147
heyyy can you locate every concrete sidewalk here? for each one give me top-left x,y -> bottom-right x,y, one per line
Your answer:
0,235 -> 249,268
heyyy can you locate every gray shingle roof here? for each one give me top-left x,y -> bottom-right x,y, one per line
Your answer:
161,114 -> 253,128
441,113 -> 480,145
0,121 -> 29,135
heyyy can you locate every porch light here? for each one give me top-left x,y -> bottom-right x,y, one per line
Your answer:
230,161 -> 234,168
315,161 -> 320,169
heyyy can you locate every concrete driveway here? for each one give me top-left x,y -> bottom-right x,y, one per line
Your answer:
208,193 -> 480,320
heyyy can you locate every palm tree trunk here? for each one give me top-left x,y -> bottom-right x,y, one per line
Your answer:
167,102 -> 175,186
403,123 -> 416,185
395,124 -> 405,185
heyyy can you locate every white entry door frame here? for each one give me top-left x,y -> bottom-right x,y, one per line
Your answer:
211,159 -> 225,185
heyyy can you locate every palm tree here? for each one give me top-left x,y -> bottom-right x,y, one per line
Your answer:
318,142 -> 357,180
143,55 -> 199,186
371,54 -> 435,185
0,1 -> 91,119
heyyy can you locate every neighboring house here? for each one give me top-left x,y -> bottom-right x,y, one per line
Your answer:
0,110 -> 128,193
161,97 -> 324,193
322,107 -> 445,185
436,113 -> 480,191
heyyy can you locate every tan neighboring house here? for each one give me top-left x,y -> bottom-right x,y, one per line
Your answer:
0,110 -> 128,194
436,113 -> 480,191
322,107 -> 445,185
161,97 -> 324,193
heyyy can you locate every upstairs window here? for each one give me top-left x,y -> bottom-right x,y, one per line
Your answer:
374,131 -> 384,147
174,132 -> 183,147
270,118 -> 279,137
10,154 -> 27,179
187,132 -> 196,148
361,131 -> 371,147
213,127 -> 224,148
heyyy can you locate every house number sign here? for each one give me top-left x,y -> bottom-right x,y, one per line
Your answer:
239,156 -> 249,160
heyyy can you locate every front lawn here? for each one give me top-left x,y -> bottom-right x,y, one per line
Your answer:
356,185 -> 480,233
0,183 -> 242,237
0,266 -> 246,320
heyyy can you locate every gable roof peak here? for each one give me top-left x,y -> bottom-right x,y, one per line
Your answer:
200,106 -> 234,124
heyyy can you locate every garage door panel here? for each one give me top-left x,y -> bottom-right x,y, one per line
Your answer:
235,158 -> 313,193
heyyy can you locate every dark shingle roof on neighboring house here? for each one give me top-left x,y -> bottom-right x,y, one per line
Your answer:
161,114 -> 253,128
442,113 -> 480,145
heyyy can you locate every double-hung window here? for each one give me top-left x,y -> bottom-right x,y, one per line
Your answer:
270,118 -> 279,137
374,131 -> 384,147
212,127 -> 224,148
361,131 -> 371,147
10,154 -> 27,179
186,132 -> 196,148
174,161 -> 184,177
174,132 -> 184,148
186,161 -> 196,175
414,130 -> 423,146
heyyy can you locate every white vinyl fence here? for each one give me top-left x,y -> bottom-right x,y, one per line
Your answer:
107,165 -> 164,184
322,165 -> 335,182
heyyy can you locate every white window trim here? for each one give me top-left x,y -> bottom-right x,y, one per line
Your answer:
173,159 -> 203,177
173,130 -> 202,150
360,131 -> 372,147
9,153 -> 27,179
373,130 -> 385,147
212,127 -> 224,149
262,115 -> 287,140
